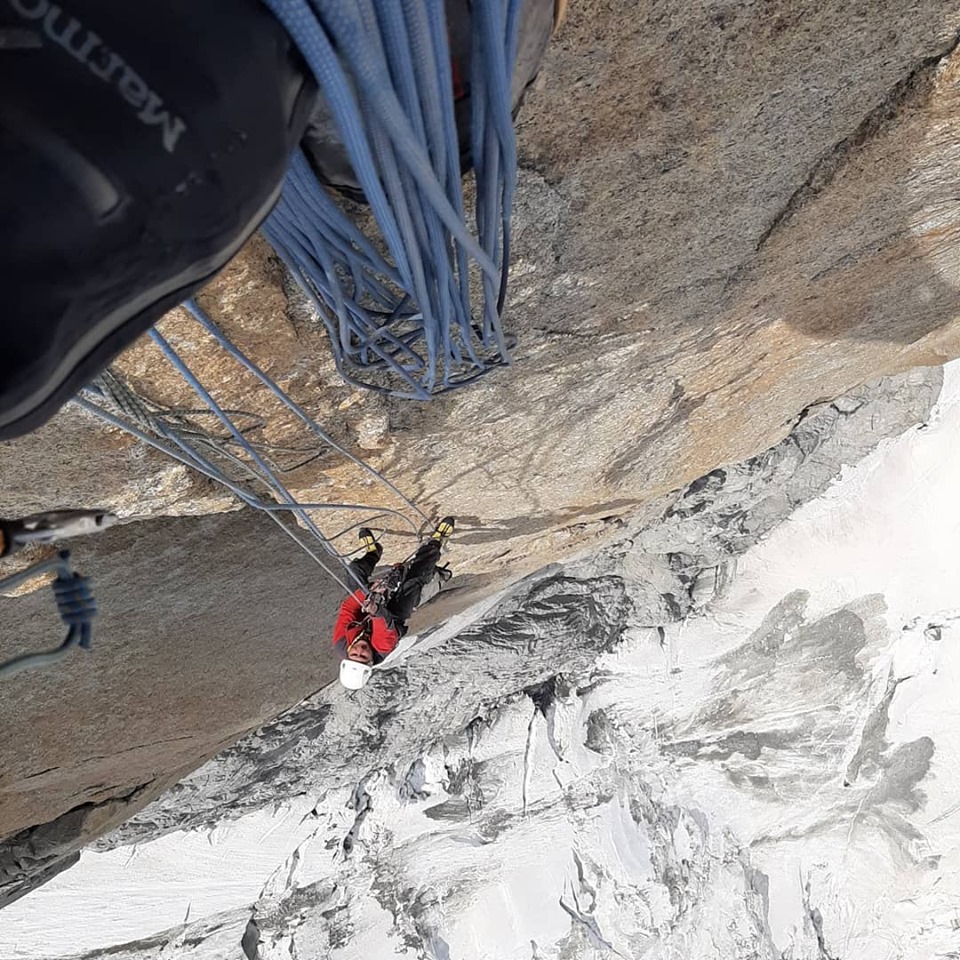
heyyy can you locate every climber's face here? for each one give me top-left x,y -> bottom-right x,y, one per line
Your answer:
346,638 -> 373,665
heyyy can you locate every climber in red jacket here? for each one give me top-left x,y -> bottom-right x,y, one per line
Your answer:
334,518 -> 454,689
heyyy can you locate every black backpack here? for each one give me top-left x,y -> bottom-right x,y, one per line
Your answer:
0,0 -> 316,440
0,0 -> 557,441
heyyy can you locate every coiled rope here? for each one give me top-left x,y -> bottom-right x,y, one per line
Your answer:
260,0 -> 521,398
0,550 -> 96,679
73,2 -> 525,595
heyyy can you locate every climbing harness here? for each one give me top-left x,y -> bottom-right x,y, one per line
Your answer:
0,550 -> 98,680
361,517 -> 454,613
361,564 -> 407,616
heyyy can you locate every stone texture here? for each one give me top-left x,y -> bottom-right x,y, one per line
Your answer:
99,365 -> 943,848
0,511 -> 345,907
13,363 -> 943,960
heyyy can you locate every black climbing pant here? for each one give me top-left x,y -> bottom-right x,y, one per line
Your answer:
347,542 -> 383,587
389,540 -> 442,623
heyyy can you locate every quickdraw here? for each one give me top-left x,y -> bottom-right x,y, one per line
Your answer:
0,550 -> 97,680
0,509 -> 115,679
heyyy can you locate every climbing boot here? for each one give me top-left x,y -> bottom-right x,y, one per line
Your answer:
358,527 -> 381,555
430,517 -> 455,543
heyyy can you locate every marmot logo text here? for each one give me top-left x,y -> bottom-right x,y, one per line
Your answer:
9,0 -> 188,153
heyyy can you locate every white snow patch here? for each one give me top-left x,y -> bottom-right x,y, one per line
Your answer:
591,360 -> 960,959
4,795 -> 320,958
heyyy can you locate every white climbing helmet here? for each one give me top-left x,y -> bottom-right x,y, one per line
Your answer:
339,658 -> 373,690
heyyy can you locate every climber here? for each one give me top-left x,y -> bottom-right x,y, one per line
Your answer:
335,518 -> 455,690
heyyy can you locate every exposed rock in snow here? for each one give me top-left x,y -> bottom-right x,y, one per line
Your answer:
3,363 -> 956,959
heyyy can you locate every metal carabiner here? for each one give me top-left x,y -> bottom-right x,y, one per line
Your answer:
3,510 -> 118,554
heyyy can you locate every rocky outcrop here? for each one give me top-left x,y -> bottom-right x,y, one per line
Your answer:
100,366 -> 942,847
0,511 -> 347,909
0,366 -> 939,910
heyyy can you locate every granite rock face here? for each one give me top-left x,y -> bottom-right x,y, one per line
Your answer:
99,367 -> 945,847
0,512 -> 347,908
2,0 -> 960,596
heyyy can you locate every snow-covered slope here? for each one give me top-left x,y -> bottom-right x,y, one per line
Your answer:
5,367 -> 958,960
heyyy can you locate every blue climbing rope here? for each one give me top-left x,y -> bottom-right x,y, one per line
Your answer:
259,0 -> 522,398
184,301 -> 428,523
77,305 -> 434,595
0,550 -> 96,679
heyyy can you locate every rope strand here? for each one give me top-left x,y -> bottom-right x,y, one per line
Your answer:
77,309 -> 431,595
259,0 -> 520,398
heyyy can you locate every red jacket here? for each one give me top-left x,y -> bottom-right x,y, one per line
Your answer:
332,589 -> 400,662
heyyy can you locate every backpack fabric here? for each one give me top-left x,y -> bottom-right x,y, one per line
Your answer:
0,0 -> 316,439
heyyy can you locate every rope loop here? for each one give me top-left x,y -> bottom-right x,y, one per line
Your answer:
260,0 -> 522,397
51,568 -> 97,650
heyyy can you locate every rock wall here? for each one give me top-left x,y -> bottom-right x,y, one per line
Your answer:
0,364 -> 939,911
0,512 -> 345,908
3,0 -> 960,598
100,367 -> 945,847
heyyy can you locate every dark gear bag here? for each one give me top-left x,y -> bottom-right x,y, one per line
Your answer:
0,0 -> 317,440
